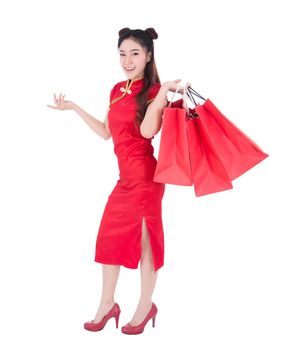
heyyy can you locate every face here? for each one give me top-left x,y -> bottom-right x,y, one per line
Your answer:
119,38 -> 151,80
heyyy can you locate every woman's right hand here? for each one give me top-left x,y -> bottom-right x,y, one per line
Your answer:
47,93 -> 75,111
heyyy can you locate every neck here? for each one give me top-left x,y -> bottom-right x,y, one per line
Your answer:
129,76 -> 144,82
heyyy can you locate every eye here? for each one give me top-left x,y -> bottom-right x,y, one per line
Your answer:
133,53 -> 139,55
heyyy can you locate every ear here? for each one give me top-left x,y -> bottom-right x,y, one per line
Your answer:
147,52 -> 152,62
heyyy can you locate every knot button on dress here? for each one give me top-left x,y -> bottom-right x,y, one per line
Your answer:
94,78 -> 166,272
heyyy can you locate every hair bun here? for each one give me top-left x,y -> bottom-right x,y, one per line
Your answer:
145,27 -> 158,40
118,27 -> 131,37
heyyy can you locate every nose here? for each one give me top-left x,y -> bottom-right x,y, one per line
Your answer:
125,55 -> 133,66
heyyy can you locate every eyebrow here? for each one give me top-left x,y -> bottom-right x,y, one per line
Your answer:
119,49 -> 140,53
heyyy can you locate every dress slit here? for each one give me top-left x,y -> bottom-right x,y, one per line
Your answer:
140,215 -> 157,272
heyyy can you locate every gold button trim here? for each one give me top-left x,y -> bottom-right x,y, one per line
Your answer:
109,77 -> 144,109
120,86 -> 132,94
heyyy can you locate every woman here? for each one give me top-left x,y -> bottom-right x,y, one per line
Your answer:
47,27 -> 183,335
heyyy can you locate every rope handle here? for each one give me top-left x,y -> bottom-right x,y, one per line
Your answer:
167,82 -> 192,108
166,82 -> 207,119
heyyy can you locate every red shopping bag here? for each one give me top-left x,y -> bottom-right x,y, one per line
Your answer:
160,97 -> 234,196
187,87 -> 269,181
153,84 -> 269,197
186,111 -> 233,196
153,99 -> 193,185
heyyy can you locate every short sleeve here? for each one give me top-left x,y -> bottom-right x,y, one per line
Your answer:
147,83 -> 161,105
109,83 -> 118,103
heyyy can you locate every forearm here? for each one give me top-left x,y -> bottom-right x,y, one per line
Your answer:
73,103 -> 109,140
140,87 -> 168,138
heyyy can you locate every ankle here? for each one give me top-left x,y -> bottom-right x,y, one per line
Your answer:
137,300 -> 152,310
100,300 -> 115,307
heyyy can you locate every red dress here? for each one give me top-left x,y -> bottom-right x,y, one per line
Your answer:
94,77 -> 166,272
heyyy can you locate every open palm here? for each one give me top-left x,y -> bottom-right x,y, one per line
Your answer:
47,93 -> 74,111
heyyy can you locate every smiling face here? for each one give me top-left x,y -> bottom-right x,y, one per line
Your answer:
119,38 -> 151,80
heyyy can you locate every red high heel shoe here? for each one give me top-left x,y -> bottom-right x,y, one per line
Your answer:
84,303 -> 121,332
121,303 -> 158,335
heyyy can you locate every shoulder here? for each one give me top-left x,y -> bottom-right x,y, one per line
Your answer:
109,80 -> 126,99
110,80 -> 125,92
112,80 -> 127,88
148,82 -> 161,90
147,82 -> 161,104
148,82 -> 161,94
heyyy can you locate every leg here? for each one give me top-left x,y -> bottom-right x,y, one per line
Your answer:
129,217 -> 158,326
92,264 -> 120,323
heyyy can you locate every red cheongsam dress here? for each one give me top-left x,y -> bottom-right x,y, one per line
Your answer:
94,77 -> 166,272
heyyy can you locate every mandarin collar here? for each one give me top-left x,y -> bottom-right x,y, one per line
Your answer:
119,77 -> 144,94
109,77 -> 144,108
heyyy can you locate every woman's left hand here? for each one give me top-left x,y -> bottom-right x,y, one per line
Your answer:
161,79 -> 185,94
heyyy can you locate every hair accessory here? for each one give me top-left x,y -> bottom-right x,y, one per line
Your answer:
144,28 -> 158,40
118,27 -> 131,37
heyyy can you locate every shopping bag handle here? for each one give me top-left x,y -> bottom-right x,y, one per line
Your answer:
167,82 -> 192,108
167,83 -> 206,107
167,86 -> 181,106
186,87 -> 207,106
167,83 -> 201,118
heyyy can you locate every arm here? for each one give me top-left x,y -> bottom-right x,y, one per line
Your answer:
140,86 -> 168,139
140,79 -> 183,139
73,103 -> 111,140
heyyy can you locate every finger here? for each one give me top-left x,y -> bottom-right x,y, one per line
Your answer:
47,104 -> 56,109
173,79 -> 181,83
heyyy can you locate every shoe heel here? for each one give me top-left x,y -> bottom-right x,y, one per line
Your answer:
152,315 -> 156,328
115,312 -> 120,328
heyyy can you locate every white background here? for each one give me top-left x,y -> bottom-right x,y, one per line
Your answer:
0,0 -> 285,349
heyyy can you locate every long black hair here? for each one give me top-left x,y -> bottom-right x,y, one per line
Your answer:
118,27 -> 161,130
